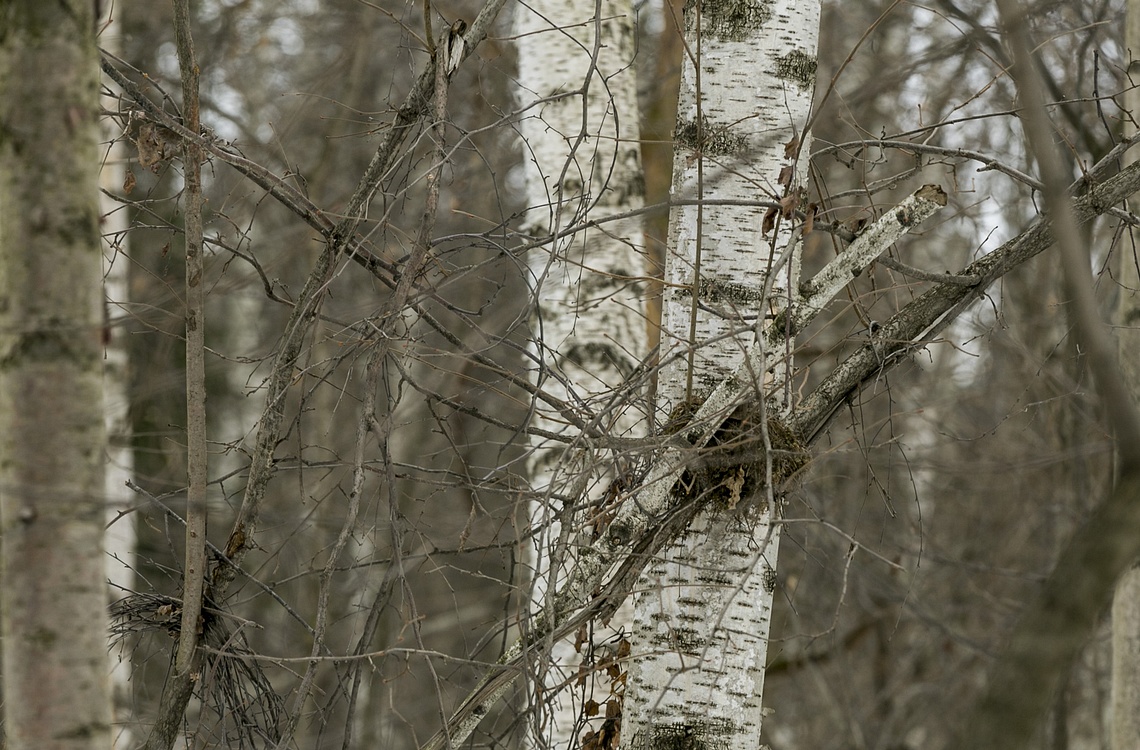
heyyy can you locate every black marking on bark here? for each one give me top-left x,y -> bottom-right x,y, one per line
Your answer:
675,115 -> 747,157
686,0 -> 773,42
773,49 -> 817,90
630,717 -> 737,749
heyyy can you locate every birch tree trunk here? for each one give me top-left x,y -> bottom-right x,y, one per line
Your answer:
515,1 -> 647,746
1112,0 -> 1140,744
0,2 -> 112,748
98,6 -> 138,747
624,2 -> 820,747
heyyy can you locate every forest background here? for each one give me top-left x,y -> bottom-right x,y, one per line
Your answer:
2,0 -> 1140,749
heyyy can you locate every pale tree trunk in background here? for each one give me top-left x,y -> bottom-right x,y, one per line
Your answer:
624,1 -> 820,747
515,1 -> 647,746
0,2 -> 113,749
1112,0 -> 1140,745
98,6 -> 139,747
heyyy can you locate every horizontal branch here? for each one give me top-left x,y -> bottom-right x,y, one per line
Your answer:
815,139 -> 1043,190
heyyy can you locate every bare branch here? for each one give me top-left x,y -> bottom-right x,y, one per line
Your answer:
422,151 -> 1140,747
142,1 -> 208,746
784,183 -> 948,337
210,0 -> 510,597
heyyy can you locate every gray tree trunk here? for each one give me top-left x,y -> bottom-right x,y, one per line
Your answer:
0,2 -> 112,749
1112,0 -> 1140,745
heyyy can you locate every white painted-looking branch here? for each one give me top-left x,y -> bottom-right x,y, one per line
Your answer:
785,184 -> 947,337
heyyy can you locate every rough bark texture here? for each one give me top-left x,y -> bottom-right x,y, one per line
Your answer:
624,1 -> 821,747
0,2 -> 113,748
515,1 -> 647,745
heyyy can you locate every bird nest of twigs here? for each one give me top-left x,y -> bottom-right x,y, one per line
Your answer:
664,396 -> 810,520
111,592 -> 284,748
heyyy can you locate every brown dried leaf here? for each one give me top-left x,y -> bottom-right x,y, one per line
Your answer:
584,699 -> 600,717
843,215 -> 869,237
779,192 -> 799,218
123,168 -> 137,195
784,133 -> 800,159
777,164 -> 794,190
724,466 -> 745,509
605,699 -> 622,719
762,206 -> 778,236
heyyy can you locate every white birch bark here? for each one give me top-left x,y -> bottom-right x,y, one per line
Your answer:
624,1 -> 820,747
1112,0 -> 1140,745
98,8 -> 138,747
515,1 -> 647,746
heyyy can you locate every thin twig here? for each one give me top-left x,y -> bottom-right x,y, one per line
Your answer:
142,1 -> 208,746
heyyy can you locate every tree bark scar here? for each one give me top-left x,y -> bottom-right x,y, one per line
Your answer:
224,525 -> 246,559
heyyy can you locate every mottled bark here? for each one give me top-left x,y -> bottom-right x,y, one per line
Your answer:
515,0 -> 647,745
624,1 -> 821,747
0,2 -> 112,748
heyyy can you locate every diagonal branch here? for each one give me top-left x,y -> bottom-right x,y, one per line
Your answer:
790,156 -> 1140,445
780,183 -> 948,338
952,2 -> 1140,748
211,0 -> 508,596
419,153 -> 1140,749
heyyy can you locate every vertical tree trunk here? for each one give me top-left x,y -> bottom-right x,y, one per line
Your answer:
0,2 -> 112,749
98,5 -> 138,747
514,0 -> 647,746
623,1 -> 820,747
1112,0 -> 1140,745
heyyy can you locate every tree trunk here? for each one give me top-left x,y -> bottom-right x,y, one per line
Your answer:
514,0 -> 647,746
98,5 -> 138,748
1112,0 -> 1140,745
623,1 -> 821,747
0,2 -> 112,749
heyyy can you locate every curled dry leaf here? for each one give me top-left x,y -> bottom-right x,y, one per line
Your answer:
134,120 -> 179,172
